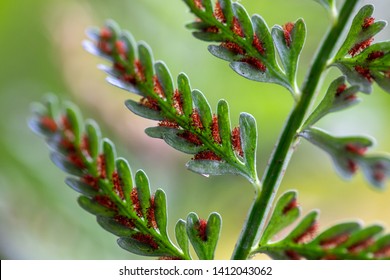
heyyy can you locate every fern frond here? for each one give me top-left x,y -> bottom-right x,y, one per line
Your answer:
300,127 -> 390,189
182,0 -> 306,97
332,5 -> 390,94
254,191 -> 390,260
299,76 -> 390,189
29,95 -> 222,260
83,20 -> 260,185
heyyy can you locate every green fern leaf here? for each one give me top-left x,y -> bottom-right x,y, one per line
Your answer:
300,127 -> 390,189
84,20 -> 260,185
182,0 -> 305,97
332,5 -> 390,94
254,192 -> 390,259
29,95 -> 230,259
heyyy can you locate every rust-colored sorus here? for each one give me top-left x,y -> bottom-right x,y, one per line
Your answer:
59,138 -> 76,153
112,171 -> 124,200
61,115 -> 76,144
98,31 -> 112,55
131,188 -> 143,217
100,27 -> 112,40
98,41 -> 111,54
40,116 -> 58,132
231,127 -> 243,157
348,38 -> 374,57
362,17 -> 375,29
179,130 -> 203,146
253,34 -> 265,55
68,153 -> 85,169
194,150 -> 222,161
114,61 -> 126,74
191,109 -> 204,130
82,174 -> 99,190
221,41 -> 245,55
214,1 -> 226,23
367,50 -> 385,61
322,254 -> 338,260
335,84 -> 347,97
80,134 -> 91,157
158,119 -> 180,128
94,195 -> 118,211
115,40 -> 127,59
319,233 -> 350,249
98,27 -> 112,54
347,159 -> 359,174
373,170 -> 386,182
283,22 -> 295,48
172,89 -> 184,115
211,115 -> 222,144
282,198 -> 298,215
132,232 -> 159,250
373,244 -> 390,259
294,222 -> 319,244
373,162 -> 387,182
197,219 -> 208,241
61,115 -> 72,132
97,154 -> 107,179
205,26 -> 220,33
344,94 -> 357,102
232,17 -> 245,37
147,196 -> 158,229
345,143 -> 368,156
335,85 -> 358,101
140,96 -> 161,111
347,238 -> 374,254
241,57 -> 266,72
114,214 -> 136,229
285,250 -> 302,260
153,75 -> 165,99
354,65 -> 373,82
134,59 -> 145,82
193,0 -> 204,10
122,73 -> 136,84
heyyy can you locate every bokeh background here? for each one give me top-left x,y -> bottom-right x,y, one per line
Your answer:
1,0 -> 389,260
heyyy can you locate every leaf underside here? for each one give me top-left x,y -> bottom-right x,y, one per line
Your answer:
29,95 -> 222,260
83,19 -> 259,185
255,191 -> 390,260
183,0 -> 306,97
333,5 -> 390,94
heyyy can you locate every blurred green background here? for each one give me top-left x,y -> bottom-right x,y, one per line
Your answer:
1,0 -> 389,260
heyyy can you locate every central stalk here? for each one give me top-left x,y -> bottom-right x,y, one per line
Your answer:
232,0 -> 360,260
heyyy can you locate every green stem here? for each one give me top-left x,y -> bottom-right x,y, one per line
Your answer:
231,0 -> 360,260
